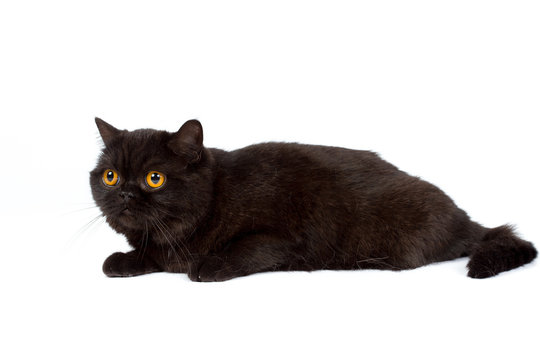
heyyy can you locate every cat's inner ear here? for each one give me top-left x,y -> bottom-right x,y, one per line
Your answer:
95,117 -> 121,147
168,120 -> 204,162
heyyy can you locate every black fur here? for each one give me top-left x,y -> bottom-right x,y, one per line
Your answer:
90,118 -> 537,281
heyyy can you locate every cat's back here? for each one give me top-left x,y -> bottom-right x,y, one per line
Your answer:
218,142 -> 400,178
210,142 -> 406,202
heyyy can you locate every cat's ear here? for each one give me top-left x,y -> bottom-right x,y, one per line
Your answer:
95,117 -> 121,147
168,120 -> 204,163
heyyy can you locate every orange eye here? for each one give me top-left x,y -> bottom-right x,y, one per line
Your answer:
146,171 -> 166,189
103,169 -> 119,186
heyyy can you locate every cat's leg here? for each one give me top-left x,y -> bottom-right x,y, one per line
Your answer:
189,234 -> 290,282
103,250 -> 162,277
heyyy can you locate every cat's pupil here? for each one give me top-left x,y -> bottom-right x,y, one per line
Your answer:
107,171 -> 114,182
150,173 -> 160,184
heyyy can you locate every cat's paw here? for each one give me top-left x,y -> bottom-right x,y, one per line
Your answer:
189,256 -> 239,282
103,252 -> 140,277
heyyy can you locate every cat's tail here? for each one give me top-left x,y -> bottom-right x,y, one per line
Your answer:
467,225 -> 537,278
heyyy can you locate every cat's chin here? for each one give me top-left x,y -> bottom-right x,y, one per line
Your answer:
108,209 -> 146,230
119,212 -> 138,224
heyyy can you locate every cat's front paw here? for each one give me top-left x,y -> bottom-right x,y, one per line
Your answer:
189,256 -> 240,282
103,252 -> 141,277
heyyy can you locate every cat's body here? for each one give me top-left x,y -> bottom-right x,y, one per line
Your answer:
90,118 -> 536,281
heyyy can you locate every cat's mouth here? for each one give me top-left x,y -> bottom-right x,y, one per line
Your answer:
121,207 -> 134,217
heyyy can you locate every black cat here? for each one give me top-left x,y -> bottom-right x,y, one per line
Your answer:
90,118 -> 537,281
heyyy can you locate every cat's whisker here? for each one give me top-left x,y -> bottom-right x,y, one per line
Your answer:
61,204 -> 100,216
76,214 -> 104,237
161,218 -> 193,264
144,220 -> 149,259
153,206 -> 181,220
152,218 -> 184,267
149,219 -> 168,264
138,220 -> 149,262
154,208 -> 196,261
67,214 -> 106,249
157,216 -> 194,263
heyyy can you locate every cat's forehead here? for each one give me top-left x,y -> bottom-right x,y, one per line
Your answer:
125,129 -> 167,149
102,129 -> 172,171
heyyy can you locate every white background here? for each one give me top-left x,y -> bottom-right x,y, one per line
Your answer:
1,1 -> 538,359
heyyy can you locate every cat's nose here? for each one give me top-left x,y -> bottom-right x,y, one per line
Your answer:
119,191 -> 135,200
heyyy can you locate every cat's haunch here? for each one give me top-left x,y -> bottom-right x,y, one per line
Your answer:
90,118 -> 537,281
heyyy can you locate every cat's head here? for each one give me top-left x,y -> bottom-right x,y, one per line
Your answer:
90,118 -> 214,237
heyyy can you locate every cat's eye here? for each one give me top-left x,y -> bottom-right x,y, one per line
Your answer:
146,171 -> 166,189
102,169 -> 119,186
